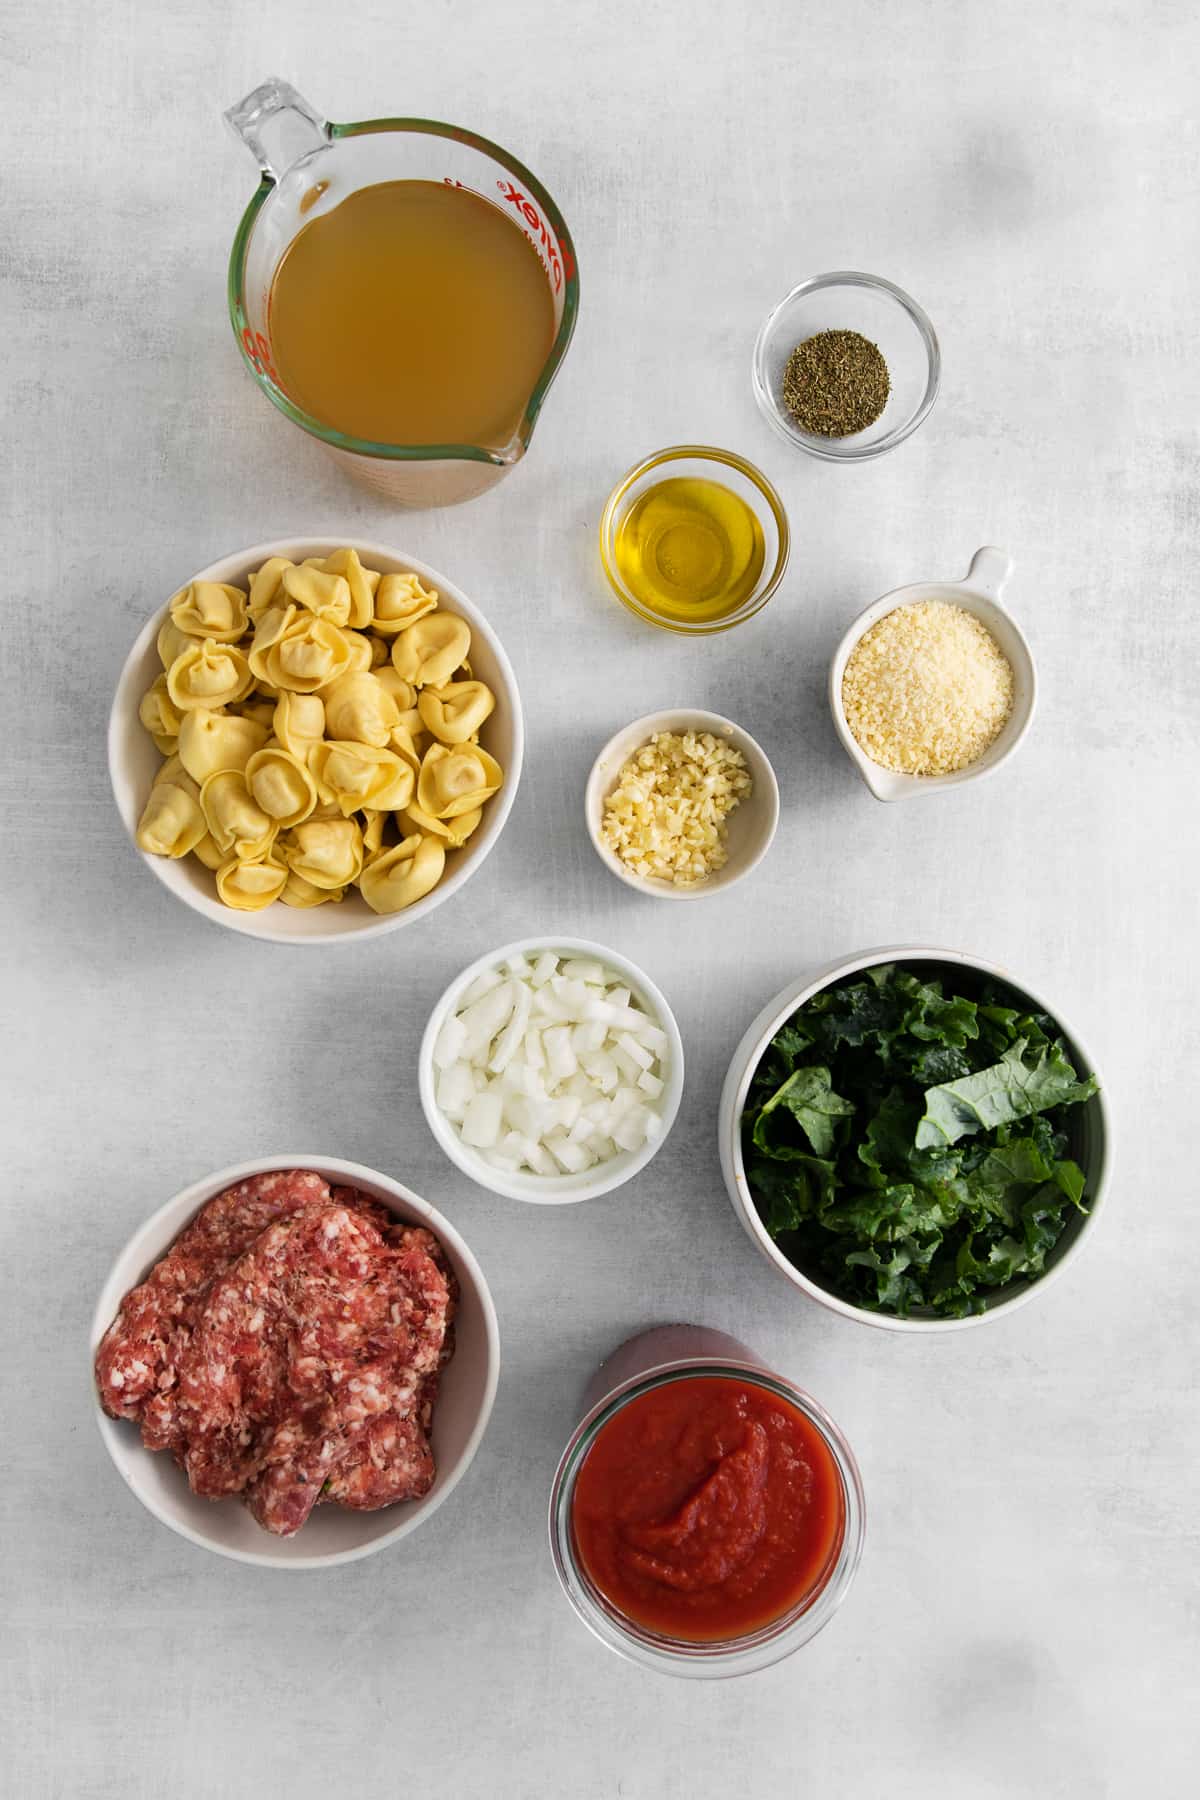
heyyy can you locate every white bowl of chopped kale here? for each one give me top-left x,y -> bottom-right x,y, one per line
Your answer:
719,949 -> 1110,1330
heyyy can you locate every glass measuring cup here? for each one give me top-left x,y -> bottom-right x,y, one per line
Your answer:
225,79 -> 579,508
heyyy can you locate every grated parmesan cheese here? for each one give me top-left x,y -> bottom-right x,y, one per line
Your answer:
600,730 -> 751,886
841,601 -> 1014,776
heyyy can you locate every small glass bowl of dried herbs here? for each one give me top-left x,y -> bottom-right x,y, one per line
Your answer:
752,272 -> 940,462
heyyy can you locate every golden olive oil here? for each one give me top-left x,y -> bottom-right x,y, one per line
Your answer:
614,477 -> 766,624
268,179 -> 556,448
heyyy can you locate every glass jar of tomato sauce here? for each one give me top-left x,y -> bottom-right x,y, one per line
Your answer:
549,1326 -> 865,1678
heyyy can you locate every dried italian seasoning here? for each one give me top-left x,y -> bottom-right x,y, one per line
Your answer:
781,329 -> 891,437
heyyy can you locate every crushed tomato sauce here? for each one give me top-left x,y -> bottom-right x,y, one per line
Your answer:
571,1375 -> 844,1642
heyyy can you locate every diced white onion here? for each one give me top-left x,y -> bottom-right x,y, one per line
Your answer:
436,1062 -> 476,1122
498,1057 -> 528,1092
489,980 -> 533,1074
459,984 -> 515,1061
461,1090 -> 504,1149
532,987 -> 571,1023
543,1025 -> 578,1082
525,1140 -> 557,1176
611,1043 -> 644,1084
572,1019 -> 607,1055
545,1131 -> 593,1174
613,1106 -> 652,1153
433,1014 -> 467,1071
562,959 -> 606,984
608,1084 -> 637,1120
460,967 -> 505,1007
436,950 -> 671,1180
551,1094 -> 583,1131
552,975 -> 591,1012
580,1050 -> 618,1093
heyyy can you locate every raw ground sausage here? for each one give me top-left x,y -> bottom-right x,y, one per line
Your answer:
94,1171 -> 456,1536
95,1169 -> 335,1433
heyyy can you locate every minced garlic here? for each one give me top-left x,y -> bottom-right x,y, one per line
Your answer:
841,601 -> 1014,776
600,730 -> 752,886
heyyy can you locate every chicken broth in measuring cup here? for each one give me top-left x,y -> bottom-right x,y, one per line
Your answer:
268,179 -> 557,448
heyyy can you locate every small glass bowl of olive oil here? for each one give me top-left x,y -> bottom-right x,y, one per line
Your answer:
599,446 -> 790,634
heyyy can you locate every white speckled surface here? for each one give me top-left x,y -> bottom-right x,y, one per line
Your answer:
3,1 -> 1198,1794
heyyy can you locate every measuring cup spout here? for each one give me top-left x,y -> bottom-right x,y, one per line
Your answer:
224,79 -> 329,184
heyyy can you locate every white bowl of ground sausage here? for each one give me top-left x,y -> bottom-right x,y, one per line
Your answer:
90,1155 -> 500,1568
420,937 -> 685,1204
829,547 -> 1036,802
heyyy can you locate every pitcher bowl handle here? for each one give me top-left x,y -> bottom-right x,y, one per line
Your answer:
224,78 -> 330,184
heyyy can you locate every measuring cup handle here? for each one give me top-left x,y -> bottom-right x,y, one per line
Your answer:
224,78 -> 330,184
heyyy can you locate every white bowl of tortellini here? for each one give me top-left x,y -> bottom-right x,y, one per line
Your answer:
108,540 -> 523,942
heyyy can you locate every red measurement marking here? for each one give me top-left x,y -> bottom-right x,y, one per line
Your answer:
242,326 -> 279,383
495,178 -> 571,293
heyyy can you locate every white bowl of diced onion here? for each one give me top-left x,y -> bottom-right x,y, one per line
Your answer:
419,938 -> 685,1203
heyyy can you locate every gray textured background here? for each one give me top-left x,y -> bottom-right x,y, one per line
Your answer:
3,0 -> 1197,1794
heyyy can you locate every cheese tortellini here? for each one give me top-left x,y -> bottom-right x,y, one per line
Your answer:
359,835 -> 446,915
170,582 -> 248,643
309,740 -> 415,815
322,547 -> 378,629
134,548 -> 505,915
273,691 -> 325,760
166,640 -> 253,712
247,557 -> 293,623
400,801 -> 484,849
372,571 -> 439,637
217,850 -> 289,912
281,564 -> 352,627
135,765 -> 206,859
280,868 -> 345,908
201,770 -> 277,861
341,630 -> 377,674
391,613 -> 472,689
417,679 -> 495,746
235,695 -> 279,733
375,668 -> 416,710
417,743 -> 504,820
178,708 -> 269,784
246,745 -> 318,828
280,816 -> 364,891
157,618 -> 194,670
323,672 -> 401,748
259,614 -> 355,694
139,674 -> 182,755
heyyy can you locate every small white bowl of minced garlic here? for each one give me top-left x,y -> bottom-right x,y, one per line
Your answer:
585,710 -> 780,900
829,546 -> 1036,802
